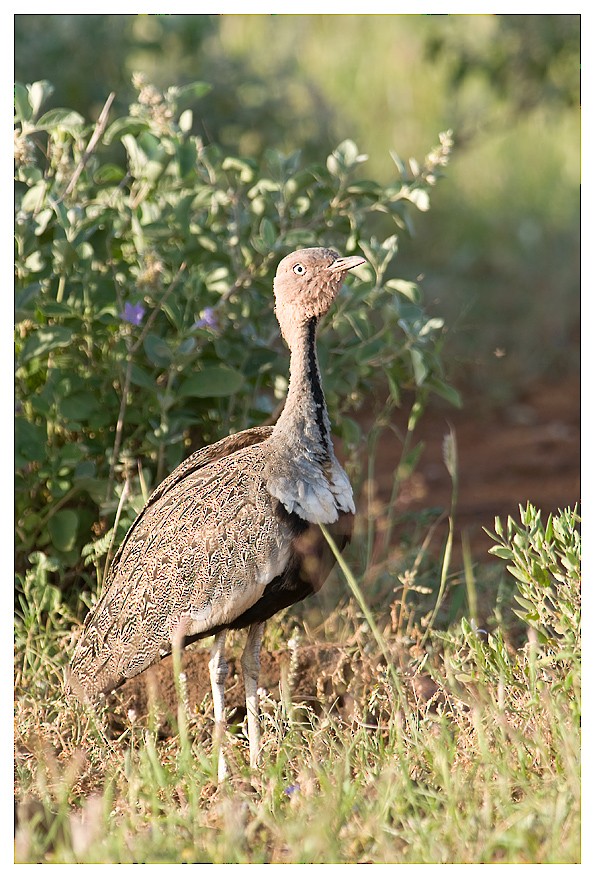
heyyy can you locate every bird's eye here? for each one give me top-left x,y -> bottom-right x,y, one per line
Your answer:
292,263 -> 306,275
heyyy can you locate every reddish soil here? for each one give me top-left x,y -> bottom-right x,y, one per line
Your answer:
373,371 -> 580,563
108,372 -> 579,735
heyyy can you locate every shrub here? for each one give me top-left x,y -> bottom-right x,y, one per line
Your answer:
15,76 -> 457,582
436,503 -> 581,707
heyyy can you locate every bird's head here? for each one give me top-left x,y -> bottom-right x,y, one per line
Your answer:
273,247 -> 365,345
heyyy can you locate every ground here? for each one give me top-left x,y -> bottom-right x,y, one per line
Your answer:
107,371 -> 580,729
378,369 -> 580,560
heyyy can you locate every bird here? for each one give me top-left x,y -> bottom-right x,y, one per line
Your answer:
67,246 -> 365,779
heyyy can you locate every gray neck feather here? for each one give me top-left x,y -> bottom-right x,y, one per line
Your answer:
266,318 -> 354,524
272,317 -> 332,462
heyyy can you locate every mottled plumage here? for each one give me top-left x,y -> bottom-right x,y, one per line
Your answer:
67,247 -> 364,777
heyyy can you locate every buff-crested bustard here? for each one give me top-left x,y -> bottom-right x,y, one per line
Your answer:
67,247 -> 365,779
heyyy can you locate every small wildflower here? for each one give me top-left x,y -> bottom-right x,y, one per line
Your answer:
424,129 -> 454,179
469,618 -> 488,637
192,307 -> 218,331
120,301 -> 146,326
14,129 -> 35,167
283,784 -> 300,797
131,71 -> 148,92
130,72 -> 173,132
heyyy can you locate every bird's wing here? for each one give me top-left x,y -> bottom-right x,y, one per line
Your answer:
104,425 -> 274,591
68,438 -> 293,700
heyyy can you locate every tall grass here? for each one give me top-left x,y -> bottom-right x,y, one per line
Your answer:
15,437 -> 580,863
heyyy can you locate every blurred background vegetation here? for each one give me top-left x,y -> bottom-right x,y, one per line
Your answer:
15,12 -> 580,402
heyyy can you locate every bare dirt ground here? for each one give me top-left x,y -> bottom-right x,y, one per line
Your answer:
110,372 -> 580,731
377,370 -> 580,562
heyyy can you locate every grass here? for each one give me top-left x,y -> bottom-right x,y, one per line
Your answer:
14,444 -> 581,863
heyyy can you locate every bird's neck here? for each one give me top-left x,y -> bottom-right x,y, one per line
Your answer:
273,317 -> 333,462
266,317 -> 354,524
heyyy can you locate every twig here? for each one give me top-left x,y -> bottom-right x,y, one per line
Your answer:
105,358 -> 133,502
63,92 -> 115,197
102,478 -> 130,587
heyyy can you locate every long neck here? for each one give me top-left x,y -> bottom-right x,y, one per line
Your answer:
273,317 -> 333,464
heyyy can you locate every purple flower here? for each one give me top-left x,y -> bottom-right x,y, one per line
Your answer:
120,301 -> 146,326
192,307 -> 218,331
283,784 -> 300,797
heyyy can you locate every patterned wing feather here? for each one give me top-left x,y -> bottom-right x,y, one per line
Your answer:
67,427 -> 279,702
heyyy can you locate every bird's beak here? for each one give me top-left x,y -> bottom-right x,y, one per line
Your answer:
328,254 -> 366,273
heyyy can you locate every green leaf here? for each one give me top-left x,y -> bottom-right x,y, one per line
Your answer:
178,366 -> 245,398
59,393 -> 100,422
130,363 -> 157,390
103,117 -> 149,145
507,564 -> 532,585
19,326 -> 74,363
410,348 -> 429,385
20,180 -> 48,214
15,284 -> 42,320
172,81 -> 212,110
326,153 -> 340,177
176,138 -> 197,178
384,278 -> 421,303
260,217 -> 276,249
419,317 -> 445,337
28,80 -> 54,117
222,156 -> 255,183
14,83 -> 31,123
328,139 -> 367,174
179,109 -> 193,133
407,188 -> 431,211
488,545 -> 514,560
143,334 -> 173,367
36,108 -> 85,135
15,418 -> 46,465
48,509 -> 79,553
122,133 -> 148,178
93,163 -> 127,184
427,377 -> 462,408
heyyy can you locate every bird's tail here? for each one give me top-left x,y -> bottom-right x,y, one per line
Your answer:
65,632 -> 124,706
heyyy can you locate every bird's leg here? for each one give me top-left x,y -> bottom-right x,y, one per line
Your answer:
241,621 -> 265,770
208,630 -> 228,782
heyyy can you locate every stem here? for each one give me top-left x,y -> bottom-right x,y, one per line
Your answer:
101,474 -> 131,588
320,523 -> 412,725
420,425 -> 458,646
106,358 -> 132,503
56,275 -> 66,303
63,92 -> 115,198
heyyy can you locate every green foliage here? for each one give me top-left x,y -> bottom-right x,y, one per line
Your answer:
15,76 -> 457,574
14,552 -> 81,699
434,503 -> 580,716
487,503 -> 581,657
426,14 -> 580,119
14,15 -> 580,405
